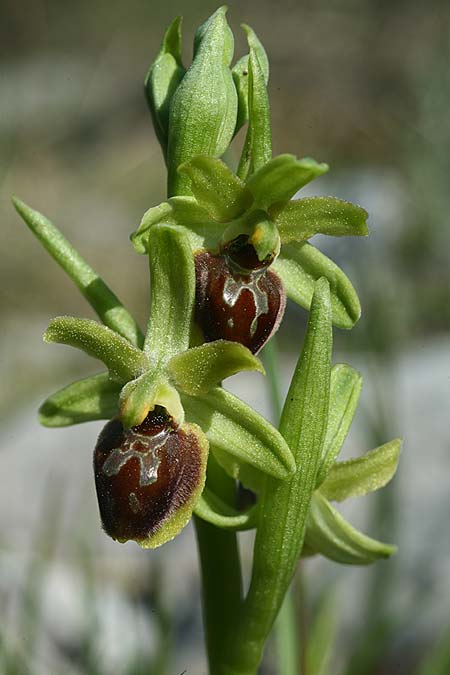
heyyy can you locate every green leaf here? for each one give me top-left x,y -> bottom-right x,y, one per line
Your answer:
143,224 -> 195,363
270,196 -> 369,243
181,387 -> 295,480
167,7 -> 237,196
13,198 -> 144,347
273,241 -> 361,329
232,24 -> 269,134
144,16 -> 185,156
304,492 -> 396,565
44,316 -> 148,381
178,156 -> 253,221
237,35 -> 272,180
305,591 -> 337,675
194,486 -> 257,530
316,363 -> 362,486
320,438 -> 402,502
39,372 -> 121,427
119,370 -> 184,428
245,155 -> 329,210
168,340 -> 264,396
131,197 -> 223,254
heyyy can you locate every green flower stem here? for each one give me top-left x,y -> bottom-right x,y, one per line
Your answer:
194,454 -> 243,674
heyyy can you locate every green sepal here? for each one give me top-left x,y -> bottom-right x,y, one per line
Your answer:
316,363 -> 363,486
181,387 -> 295,480
273,241 -> 361,329
39,372 -> 121,427
44,316 -> 148,381
245,155 -> 329,210
320,438 -> 402,502
221,210 -> 280,263
144,224 -> 195,363
177,155 -> 253,221
194,485 -> 257,531
304,492 -> 397,565
237,33 -> 272,180
13,198 -> 144,347
119,370 -> 184,429
167,7 -> 237,196
131,197 -> 223,254
270,196 -> 369,243
232,24 -> 269,134
168,340 -> 264,396
144,16 -> 185,156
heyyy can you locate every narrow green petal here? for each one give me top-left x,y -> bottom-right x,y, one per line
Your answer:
178,156 -> 253,221
245,155 -> 329,210
273,241 -> 361,329
39,373 -> 121,427
232,24 -> 269,134
194,486 -> 257,530
304,492 -> 397,565
168,340 -> 265,396
144,224 -> 195,363
44,316 -> 148,381
320,438 -> 402,502
270,196 -> 369,243
144,16 -> 185,155
316,363 -> 362,486
13,198 -> 144,347
181,387 -> 295,480
237,33 -> 272,180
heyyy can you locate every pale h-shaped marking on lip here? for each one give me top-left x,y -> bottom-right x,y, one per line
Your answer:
222,272 -> 268,337
102,429 -> 170,487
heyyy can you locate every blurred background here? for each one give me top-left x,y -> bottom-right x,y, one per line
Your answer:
1,0 -> 450,673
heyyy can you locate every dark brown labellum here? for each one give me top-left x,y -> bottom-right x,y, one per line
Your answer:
94,407 -> 208,547
194,250 -> 286,354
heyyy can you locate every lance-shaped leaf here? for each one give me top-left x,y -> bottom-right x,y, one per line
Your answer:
131,197 -> 223,254
320,438 -> 402,502
304,492 -> 396,565
44,317 -> 148,381
167,7 -> 237,196
181,387 -> 295,480
168,340 -> 264,396
144,16 -> 185,155
237,33 -> 272,180
13,198 -> 144,347
233,23 -> 269,134
119,369 -> 184,429
269,196 -> 369,242
178,156 -> 253,221
316,363 -> 362,486
273,241 -> 361,329
39,372 -> 121,427
144,224 -> 195,363
246,155 -> 329,210
194,486 -> 257,530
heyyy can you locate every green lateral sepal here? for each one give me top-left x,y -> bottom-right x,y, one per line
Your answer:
211,445 -> 264,494
144,224 -> 195,363
194,485 -> 257,531
273,241 -> 361,329
168,340 -> 264,396
39,372 -> 121,427
237,33 -> 272,180
316,363 -> 363,486
13,198 -> 144,347
304,492 -> 397,565
178,156 -> 253,221
245,155 -> 329,210
119,370 -> 184,429
44,316 -> 148,381
167,6 -> 237,196
144,16 -> 185,155
269,196 -> 369,242
131,197 -> 223,254
181,387 -> 295,480
320,438 -> 402,502
232,24 -> 269,134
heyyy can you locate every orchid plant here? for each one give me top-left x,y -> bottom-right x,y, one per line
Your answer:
13,6 -> 401,674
